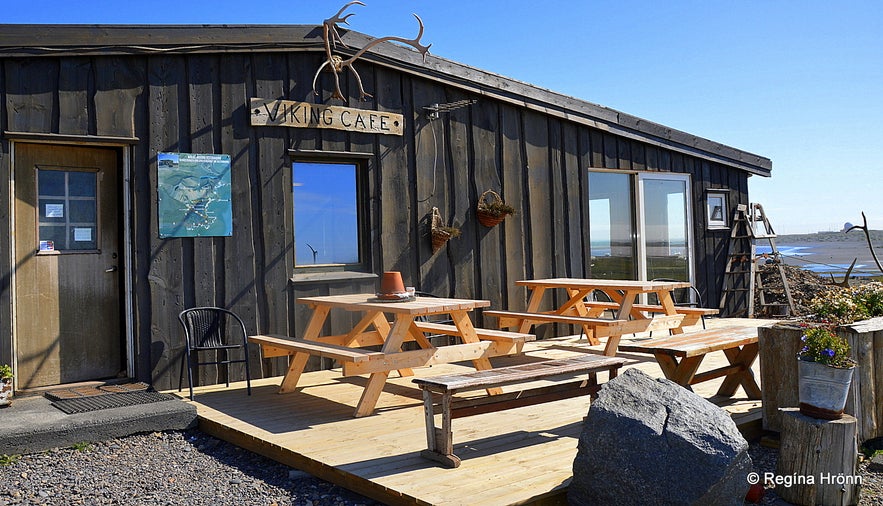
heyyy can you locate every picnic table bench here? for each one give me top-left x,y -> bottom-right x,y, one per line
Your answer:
484,309 -> 684,354
412,354 -> 626,468
617,326 -> 760,399
582,300 -> 718,328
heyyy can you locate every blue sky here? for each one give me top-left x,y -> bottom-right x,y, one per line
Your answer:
6,1 -> 882,234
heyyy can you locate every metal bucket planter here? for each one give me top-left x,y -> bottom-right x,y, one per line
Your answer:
0,378 -> 12,407
798,359 -> 855,420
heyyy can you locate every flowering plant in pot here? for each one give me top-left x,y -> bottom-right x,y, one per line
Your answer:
796,327 -> 856,419
0,364 -> 12,407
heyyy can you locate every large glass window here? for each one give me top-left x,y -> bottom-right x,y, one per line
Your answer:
588,172 -> 636,279
589,171 -> 694,286
640,176 -> 691,283
37,168 -> 98,251
293,161 -> 361,267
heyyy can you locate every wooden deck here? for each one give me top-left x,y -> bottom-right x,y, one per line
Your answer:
181,318 -> 774,505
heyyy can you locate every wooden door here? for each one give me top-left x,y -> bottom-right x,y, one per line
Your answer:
14,143 -> 122,388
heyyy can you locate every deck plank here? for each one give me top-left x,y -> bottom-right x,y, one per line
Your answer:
183,317 -> 772,506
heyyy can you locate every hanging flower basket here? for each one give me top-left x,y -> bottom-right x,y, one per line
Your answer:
476,189 -> 515,228
430,207 -> 460,253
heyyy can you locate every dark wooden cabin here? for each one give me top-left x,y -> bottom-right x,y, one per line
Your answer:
0,24 -> 771,391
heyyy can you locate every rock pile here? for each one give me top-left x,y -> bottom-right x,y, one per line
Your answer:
753,263 -> 836,317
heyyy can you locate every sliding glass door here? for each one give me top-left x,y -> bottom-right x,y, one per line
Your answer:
588,171 -> 694,286
588,172 -> 636,280
638,174 -> 693,283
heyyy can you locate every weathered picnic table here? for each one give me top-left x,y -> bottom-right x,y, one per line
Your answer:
617,326 -> 760,399
486,278 -> 714,355
249,293 -> 531,417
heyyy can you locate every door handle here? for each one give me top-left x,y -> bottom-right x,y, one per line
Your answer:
105,266 -> 118,273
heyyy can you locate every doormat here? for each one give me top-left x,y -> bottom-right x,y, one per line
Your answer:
49,390 -> 178,415
43,381 -> 152,402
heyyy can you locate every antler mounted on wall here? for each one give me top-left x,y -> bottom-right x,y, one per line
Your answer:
313,1 -> 432,102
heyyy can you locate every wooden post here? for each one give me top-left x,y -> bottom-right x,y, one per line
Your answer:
776,408 -> 859,506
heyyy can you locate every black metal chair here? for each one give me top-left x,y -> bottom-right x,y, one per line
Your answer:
649,278 -> 707,335
178,307 -> 252,400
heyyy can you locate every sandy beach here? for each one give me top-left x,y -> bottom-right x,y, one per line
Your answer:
760,240 -> 881,278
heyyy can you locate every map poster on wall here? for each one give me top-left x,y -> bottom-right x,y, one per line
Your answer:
157,152 -> 233,238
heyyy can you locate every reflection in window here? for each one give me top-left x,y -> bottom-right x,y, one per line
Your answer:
706,192 -> 728,228
36,169 -> 98,251
293,161 -> 360,266
643,178 -> 690,282
589,172 -> 636,280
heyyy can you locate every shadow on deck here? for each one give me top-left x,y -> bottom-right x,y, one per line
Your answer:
184,317 -> 773,506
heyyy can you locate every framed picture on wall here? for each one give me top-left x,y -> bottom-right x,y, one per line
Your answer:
707,191 -> 729,229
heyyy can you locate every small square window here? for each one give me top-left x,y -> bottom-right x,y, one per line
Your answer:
707,192 -> 729,229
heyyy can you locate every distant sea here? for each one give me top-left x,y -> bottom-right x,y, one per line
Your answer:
757,242 -> 880,278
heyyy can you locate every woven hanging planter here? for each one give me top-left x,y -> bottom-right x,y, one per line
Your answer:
430,207 -> 460,253
476,189 -> 514,228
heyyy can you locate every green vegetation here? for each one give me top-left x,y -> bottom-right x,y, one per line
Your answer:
808,282 -> 883,324
71,441 -> 93,452
0,454 -> 20,466
0,364 -> 11,380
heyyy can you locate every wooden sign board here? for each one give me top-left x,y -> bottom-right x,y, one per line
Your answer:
250,98 -> 403,136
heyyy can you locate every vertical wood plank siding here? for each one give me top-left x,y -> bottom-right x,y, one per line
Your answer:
0,53 -> 747,388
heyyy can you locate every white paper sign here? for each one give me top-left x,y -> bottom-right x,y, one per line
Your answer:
45,204 -> 64,218
73,228 -> 92,242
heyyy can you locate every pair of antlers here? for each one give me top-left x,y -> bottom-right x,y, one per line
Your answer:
312,1 -> 432,101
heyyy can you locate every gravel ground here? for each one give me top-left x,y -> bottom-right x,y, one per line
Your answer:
1,429 -> 881,505
0,429 -> 379,506
748,439 -> 883,505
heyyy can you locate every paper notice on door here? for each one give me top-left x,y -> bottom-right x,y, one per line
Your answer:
73,227 -> 92,242
45,203 -> 64,218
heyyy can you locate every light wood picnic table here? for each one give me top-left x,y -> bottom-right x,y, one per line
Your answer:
250,293 -> 528,417
487,278 -> 697,356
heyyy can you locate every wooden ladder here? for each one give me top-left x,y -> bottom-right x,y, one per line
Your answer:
718,203 -> 795,317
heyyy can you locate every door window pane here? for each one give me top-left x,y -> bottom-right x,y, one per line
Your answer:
643,178 -> 690,282
36,169 -> 98,251
37,171 -> 65,196
589,172 -> 636,279
293,162 -> 360,266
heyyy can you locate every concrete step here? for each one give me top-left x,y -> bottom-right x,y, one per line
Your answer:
0,394 -> 196,455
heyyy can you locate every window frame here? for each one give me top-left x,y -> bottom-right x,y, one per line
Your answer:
289,150 -> 372,276
706,190 -> 730,230
34,165 -> 101,255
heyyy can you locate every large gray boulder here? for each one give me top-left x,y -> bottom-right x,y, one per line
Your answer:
569,368 -> 752,505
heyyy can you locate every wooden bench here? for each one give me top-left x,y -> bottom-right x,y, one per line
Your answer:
483,310 -> 628,332
583,300 -> 718,327
483,309 -> 632,347
249,334 -> 387,393
617,326 -> 760,399
249,334 -> 381,362
483,309 -> 685,356
411,321 -> 535,343
412,354 -> 626,468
